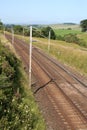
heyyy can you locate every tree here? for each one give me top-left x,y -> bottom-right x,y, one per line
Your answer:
80,19 -> 87,32
13,25 -> 23,34
0,19 -> 3,30
32,28 -> 41,37
41,26 -> 56,39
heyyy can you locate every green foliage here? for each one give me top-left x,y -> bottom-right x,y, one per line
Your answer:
0,41 -> 46,130
0,45 -> 15,89
24,29 -> 30,36
56,32 -> 87,48
56,35 -> 64,41
5,24 -> 56,40
63,34 -> 87,47
80,19 -> 87,32
0,96 -> 33,130
20,26 -> 56,39
13,25 -> 23,34
67,28 -> 72,30
41,26 -> 56,39
0,20 -> 3,30
5,25 -> 23,35
63,34 -> 79,43
77,33 -> 87,47
32,28 -> 41,37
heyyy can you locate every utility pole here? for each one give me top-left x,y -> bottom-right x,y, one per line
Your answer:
11,27 -> 14,44
48,30 -> 51,53
29,26 -> 32,88
4,26 -> 5,37
23,27 -> 24,40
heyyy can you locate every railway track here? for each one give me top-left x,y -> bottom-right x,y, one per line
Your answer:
5,34 -> 87,130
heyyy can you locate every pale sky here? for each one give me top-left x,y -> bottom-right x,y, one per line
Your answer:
0,0 -> 87,24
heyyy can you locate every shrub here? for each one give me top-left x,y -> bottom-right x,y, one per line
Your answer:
63,34 -> 79,43
56,35 -> 64,40
0,41 -> 46,130
56,33 -> 87,48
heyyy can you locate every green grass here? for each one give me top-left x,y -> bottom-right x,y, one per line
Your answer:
78,33 -> 87,43
54,29 -> 82,37
51,24 -> 81,37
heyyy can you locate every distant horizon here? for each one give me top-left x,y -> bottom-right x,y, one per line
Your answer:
4,21 -> 80,25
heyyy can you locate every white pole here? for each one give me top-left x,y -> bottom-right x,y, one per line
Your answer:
4,26 -> 5,37
23,27 -> 24,40
29,26 -> 32,88
11,27 -> 14,44
48,31 -> 51,53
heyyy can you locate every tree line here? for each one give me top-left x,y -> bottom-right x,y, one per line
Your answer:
5,25 -> 56,40
1,19 -> 87,33
1,19 -> 87,47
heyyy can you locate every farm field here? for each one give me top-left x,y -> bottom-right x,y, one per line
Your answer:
50,23 -> 80,29
54,29 -> 82,36
51,24 -> 87,44
51,24 -> 81,36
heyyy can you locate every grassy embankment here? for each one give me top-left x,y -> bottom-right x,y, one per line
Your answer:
0,33 -> 46,130
32,37 -> 87,76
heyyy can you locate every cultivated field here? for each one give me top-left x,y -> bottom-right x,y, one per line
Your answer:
54,29 -> 82,36
50,23 -> 81,30
50,23 -> 81,36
